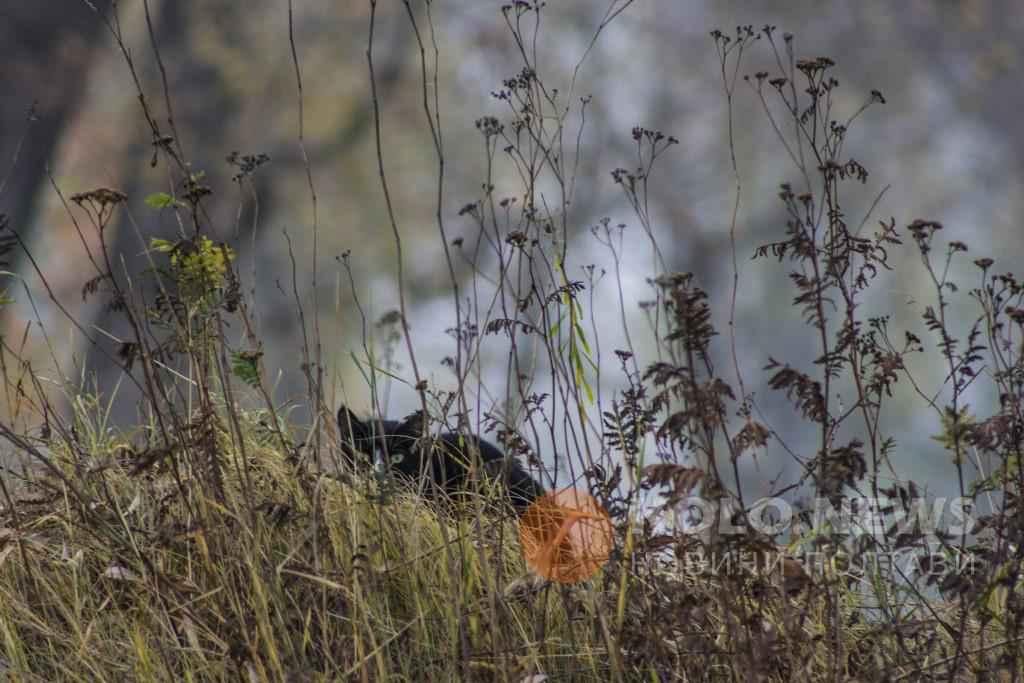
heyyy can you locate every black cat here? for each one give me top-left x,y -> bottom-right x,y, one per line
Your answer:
337,405 -> 545,513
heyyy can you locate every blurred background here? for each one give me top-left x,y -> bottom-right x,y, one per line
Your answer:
1,0 -> 1022,501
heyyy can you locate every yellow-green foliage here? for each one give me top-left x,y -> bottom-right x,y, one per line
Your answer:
150,236 -> 235,309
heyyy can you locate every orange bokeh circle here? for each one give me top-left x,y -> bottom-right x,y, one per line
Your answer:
518,487 -> 612,583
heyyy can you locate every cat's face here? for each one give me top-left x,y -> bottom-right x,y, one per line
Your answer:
337,406 -> 411,471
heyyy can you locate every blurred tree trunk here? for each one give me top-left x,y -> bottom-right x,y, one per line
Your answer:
82,0 -> 261,425
83,3 -> 416,426
0,1 -> 113,266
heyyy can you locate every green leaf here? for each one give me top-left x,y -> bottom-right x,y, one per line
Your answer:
574,319 -> 592,355
231,351 -> 263,388
149,238 -> 176,253
930,405 -> 975,463
144,192 -> 179,209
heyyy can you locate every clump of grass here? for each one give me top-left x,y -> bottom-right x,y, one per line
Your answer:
0,3 -> 1022,681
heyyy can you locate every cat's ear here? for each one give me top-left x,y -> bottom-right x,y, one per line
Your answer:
337,405 -> 372,448
394,409 -> 428,438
